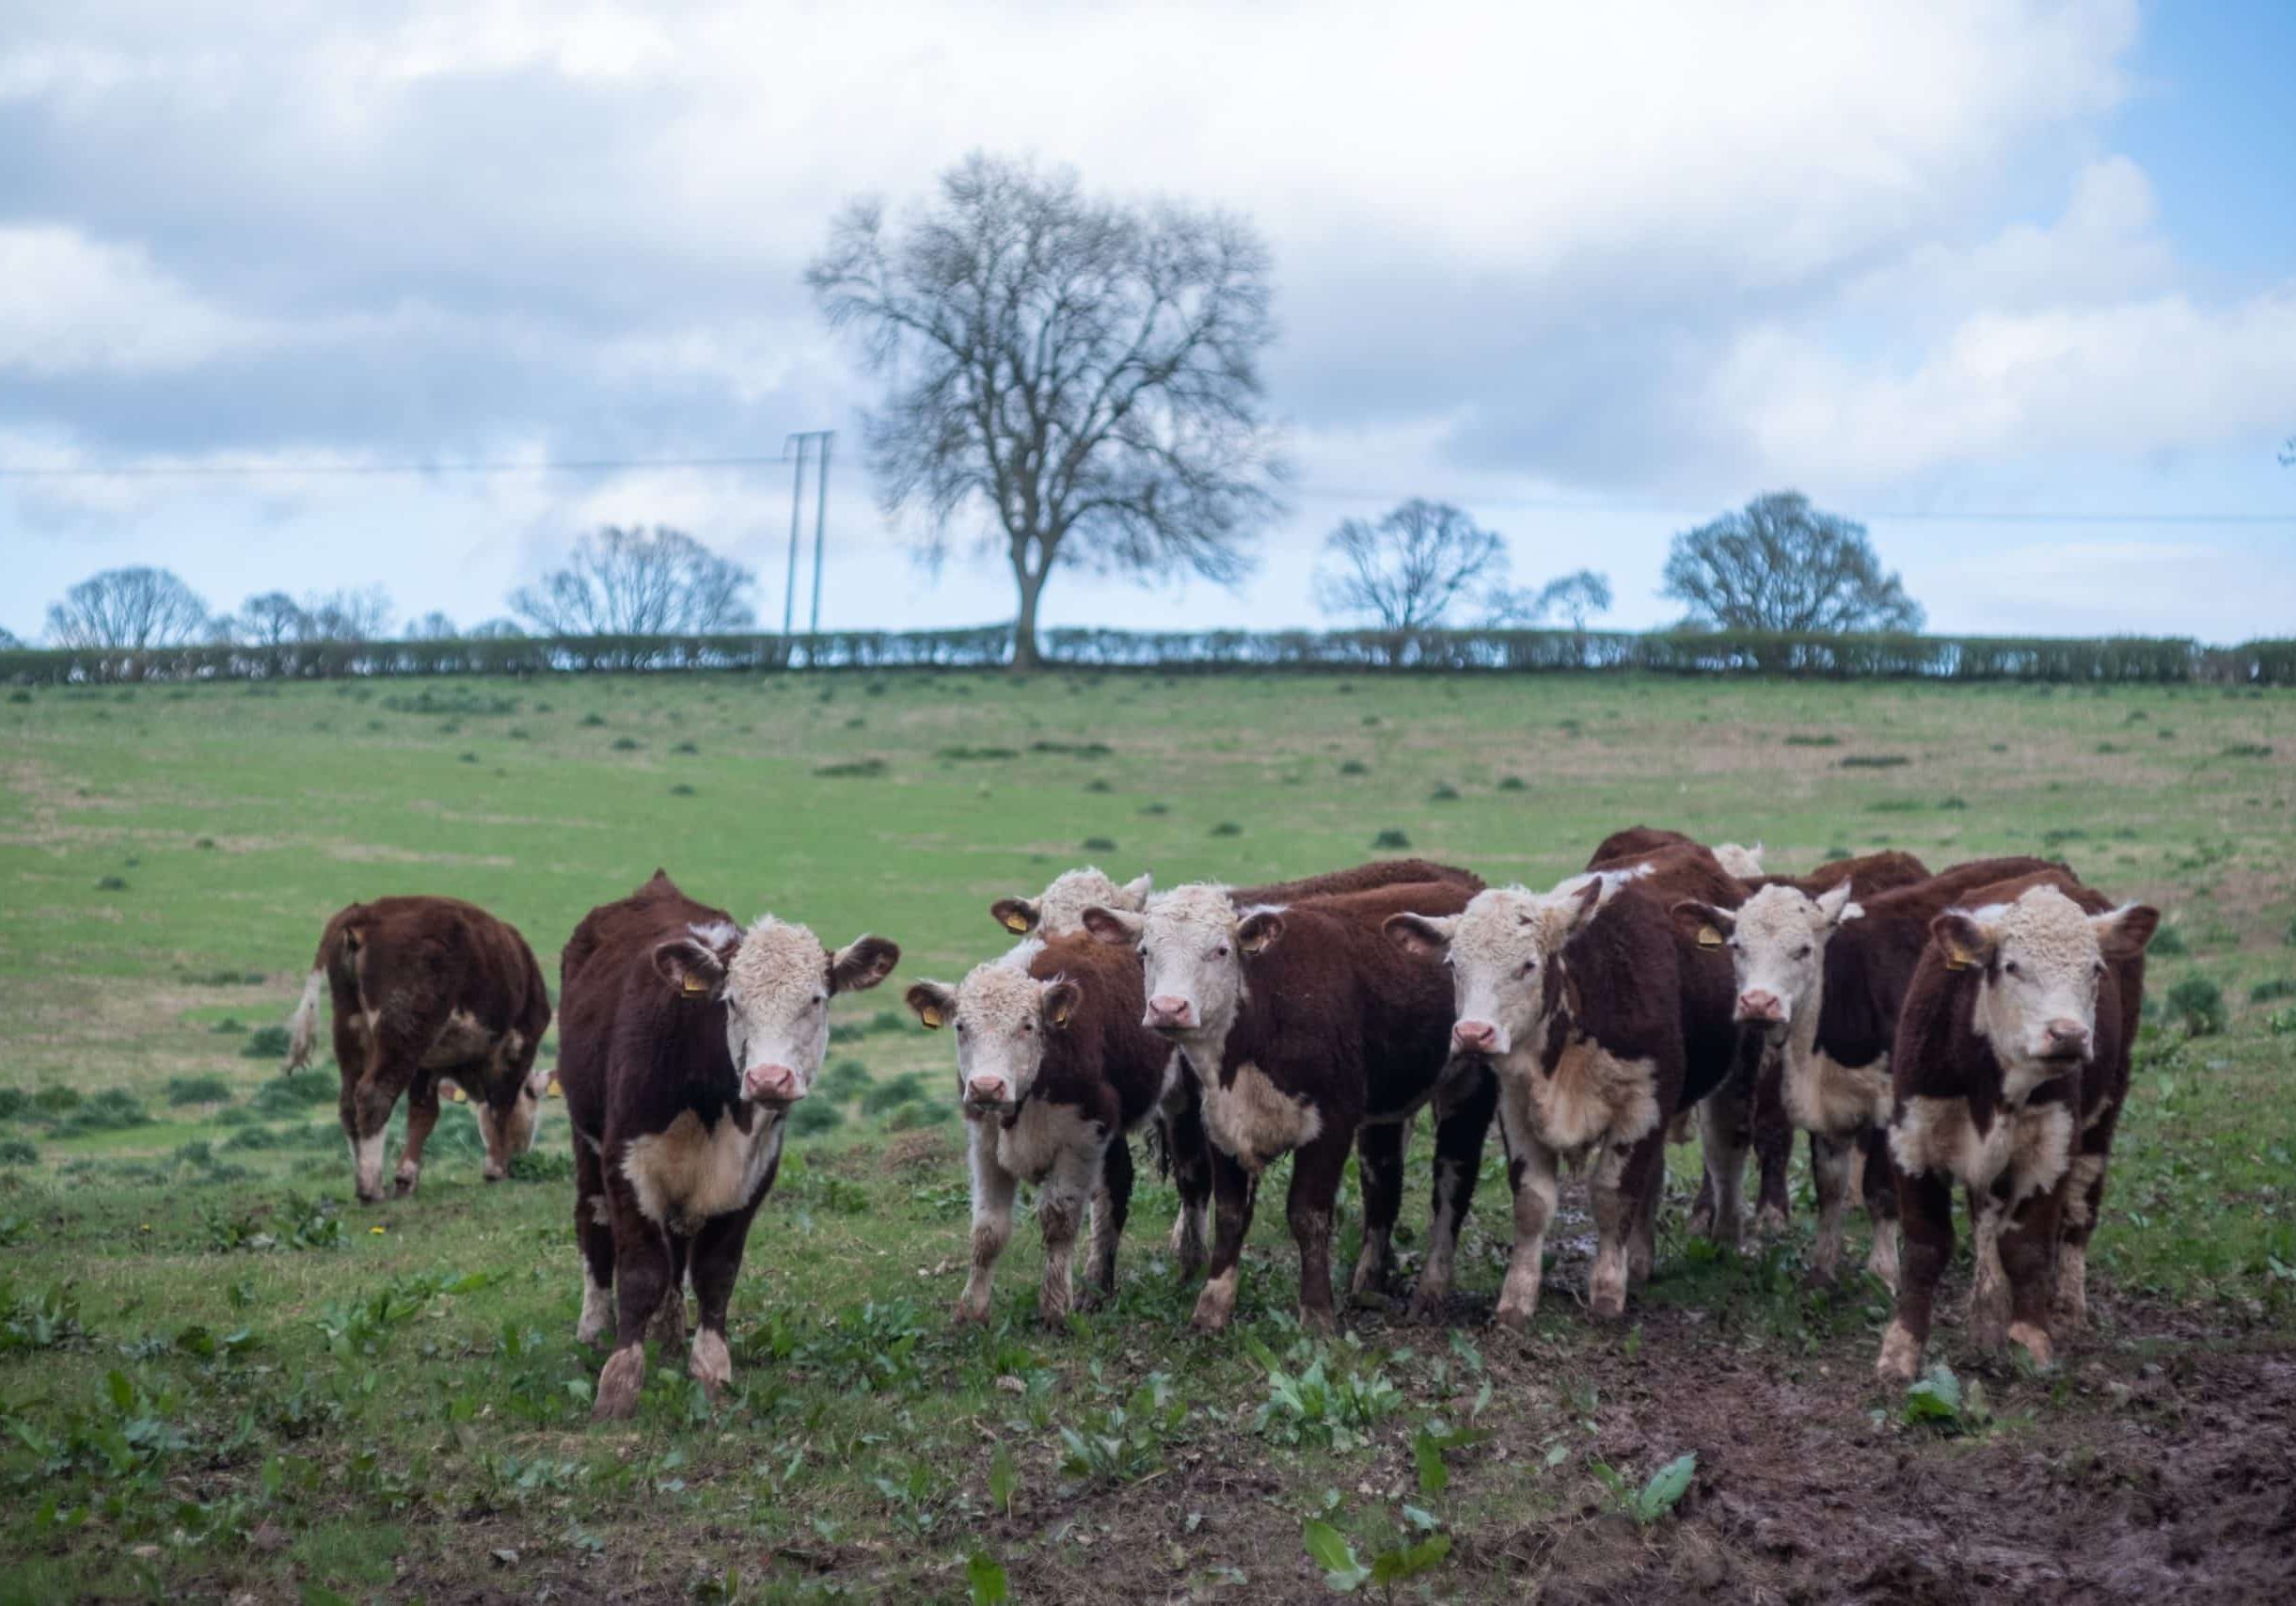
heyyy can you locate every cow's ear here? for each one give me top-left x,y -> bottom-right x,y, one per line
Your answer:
1814,881 -> 1858,926
2094,904 -> 2160,962
1671,900 -> 1733,949
831,934 -> 900,994
523,1062 -> 551,1099
1384,912 -> 1454,959
990,897 -> 1039,936
1120,871 -> 1154,905
654,936 -> 728,998
904,980 -> 956,1029
1040,978 -> 1082,1029
1081,905 -> 1144,947
1237,910 -> 1285,956
1931,913 -> 1994,972
1562,877 -> 1606,934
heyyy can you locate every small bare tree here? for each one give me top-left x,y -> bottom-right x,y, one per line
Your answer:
1490,568 -> 1614,630
219,592 -> 312,646
510,526 -> 756,636
1315,500 -> 1508,631
810,153 -> 1286,668
45,566 -> 210,650
1664,491 -> 1923,632
301,586 -> 395,644
407,612 -> 460,641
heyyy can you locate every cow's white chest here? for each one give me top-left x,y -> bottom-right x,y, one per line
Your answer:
994,1100 -> 1101,1184
1783,1048 -> 1892,1137
1504,1041 -> 1661,1161
1890,1095 -> 2070,1203
622,1107 -> 784,1233
1201,1060 -> 1322,1172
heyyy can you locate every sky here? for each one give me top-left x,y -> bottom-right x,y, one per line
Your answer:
3,0 -> 2292,644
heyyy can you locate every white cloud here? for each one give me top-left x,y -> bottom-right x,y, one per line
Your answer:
0,226 -> 258,374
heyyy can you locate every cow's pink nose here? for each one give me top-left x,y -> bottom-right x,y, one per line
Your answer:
1738,991 -> 1785,1024
1453,1019 -> 1497,1052
744,1064 -> 800,1104
1147,995 -> 1194,1027
966,1075 -> 1008,1103
2045,1019 -> 2089,1054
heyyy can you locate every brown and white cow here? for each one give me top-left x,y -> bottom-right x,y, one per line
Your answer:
284,896 -> 551,1203
1387,868 -> 1731,1325
1084,871 -> 1486,1330
555,870 -> 898,1419
1671,855 -> 2064,1287
906,932 -> 1176,1325
988,866 -> 1155,943
1876,882 -> 2155,1382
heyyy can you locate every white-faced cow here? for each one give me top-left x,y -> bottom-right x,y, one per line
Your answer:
906,932 -> 1176,1325
1671,855 -> 2063,1287
284,896 -> 551,1203
1387,869 -> 1735,1325
1085,870 -> 1485,1331
988,865 -> 1156,945
1876,882 -> 2155,1382
555,871 -> 899,1419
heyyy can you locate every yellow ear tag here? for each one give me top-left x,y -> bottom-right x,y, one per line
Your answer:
448,1087 -> 467,1104
1002,913 -> 1031,933
1697,926 -> 1723,949
920,1005 -> 944,1028
545,1073 -> 561,1098
1944,945 -> 1974,972
682,976 -> 709,997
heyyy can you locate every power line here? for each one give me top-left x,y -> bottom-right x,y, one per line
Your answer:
0,453 -> 818,479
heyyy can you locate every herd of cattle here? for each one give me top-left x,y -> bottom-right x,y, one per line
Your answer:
281,831 -> 2157,1419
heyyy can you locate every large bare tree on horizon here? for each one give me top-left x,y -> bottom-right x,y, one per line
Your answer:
45,566 -> 210,650
1314,499 -> 1510,632
809,154 -> 1286,669
510,526 -> 756,636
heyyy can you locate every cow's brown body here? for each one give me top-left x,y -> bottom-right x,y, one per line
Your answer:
285,896 -> 551,1203
1879,874 -> 2150,1379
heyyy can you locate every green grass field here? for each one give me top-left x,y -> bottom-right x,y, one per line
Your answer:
3,671 -> 2293,1602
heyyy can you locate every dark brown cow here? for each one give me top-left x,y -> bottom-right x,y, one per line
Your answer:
906,934 -> 1176,1325
1672,855 -> 2061,1284
1876,878 -> 2155,1381
1085,874 -> 1485,1330
284,896 -> 551,1203
556,871 -> 898,1419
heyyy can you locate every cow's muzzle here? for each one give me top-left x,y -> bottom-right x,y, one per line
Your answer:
743,1064 -> 804,1106
1452,1019 -> 1504,1056
1145,994 -> 1196,1032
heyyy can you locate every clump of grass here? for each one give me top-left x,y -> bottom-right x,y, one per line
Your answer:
669,784 -> 697,798
2222,743 -> 2273,758
1084,778 -> 1112,793
1371,829 -> 1412,851
1032,739 -> 1113,757
1428,783 -> 1462,803
2249,978 -> 2296,1004
610,737 -> 641,752
1496,776 -> 1527,792
1938,796 -> 1970,811
2148,926 -> 2190,957
0,1088 -> 27,1121
1210,821 -> 1243,837
1784,734 -> 1841,747
579,712 -> 607,728
938,745 -> 1020,761
1338,760 -> 1368,777
2161,978 -> 2226,1037
506,1149 -> 573,1183
31,1088 -> 80,1117
815,757 -> 888,779
165,1074 -> 232,1106
861,1073 -> 932,1119
1140,801 -> 1170,815
55,1089 -> 151,1136
240,1025 -> 293,1060
672,740 -> 699,755
1839,755 -> 1911,770
195,836 -> 217,850
816,1060 -> 872,1104
789,1100 -> 846,1137
251,1073 -> 338,1118
1083,835 -> 1117,852
1867,800 -> 1926,814
94,875 -> 129,892
0,1137 -> 37,1165
884,1102 -> 946,1134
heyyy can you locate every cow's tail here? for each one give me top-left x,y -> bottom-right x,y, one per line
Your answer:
284,965 -> 327,1073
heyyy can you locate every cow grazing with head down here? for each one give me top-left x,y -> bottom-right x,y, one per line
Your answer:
284,896 -> 552,1203
1388,869 -> 1733,1325
1085,870 -> 1485,1330
1876,881 -> 2155,1382
1671,855 -> 2062,1286
907,933 -> 1176,1325
555,871 -> 898,1419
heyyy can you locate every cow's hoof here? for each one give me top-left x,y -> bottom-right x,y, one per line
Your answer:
1753,1204 -> 1790,1237
392,1175 -> 419,1199
1494,1302 -> 1534,1333
1297,1304 -> 1337,1335
355,1189 -> 385,1207
593,1346 -> 646,1421
688,1329 -> 733,1396
1037,1301 -> 1074,1329
2006,1322 -> 2054,1369
1875,1322 -> 1923,1384
482,1165 -> 506,1184
1685,1207 -> 1715,1238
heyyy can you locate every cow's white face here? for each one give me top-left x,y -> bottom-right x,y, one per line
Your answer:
1387,882 -> 1602,1059
1680,883 -> 1858,1038
1083,883 -> 1266,1041
905,963 -> 1081,1113
991,866 -> 1153,940
499,1061 -> 552,1156
1934,887 -> 2157,1079
1712,841 -> 1765,879
653,917 -> 900,1107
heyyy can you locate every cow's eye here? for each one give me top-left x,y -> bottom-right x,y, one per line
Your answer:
1726,939 -> 1741,952
1211,945 -> 1229,960
1520,960 -> 1537,976
1021,1020 -> 1034,1033
1795,945 -> 1813,961
2003,962 -> 2021,979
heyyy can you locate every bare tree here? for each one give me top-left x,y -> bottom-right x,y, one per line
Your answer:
510,526 -> 755,636
217,592 -> 312,646
810,153 -> 1286,668
1663,491 -> 1924,633
45,566 -> 210,650
1490,568 -> 1614,629
1315,500 -> 1508,631
467,617 -> 527,640
0,627 -> 22,650
407,611 -> 460,641
301,586 -> 395,644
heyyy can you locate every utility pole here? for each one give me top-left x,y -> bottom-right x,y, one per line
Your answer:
782,430 -> 834,655
809,431 -> 833,637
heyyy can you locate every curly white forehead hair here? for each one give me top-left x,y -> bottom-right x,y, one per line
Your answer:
724,915 -> 830,999
1143,882 -> 1243,938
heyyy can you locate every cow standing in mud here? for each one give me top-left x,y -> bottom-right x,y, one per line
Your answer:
284,896 -> 552,1203
555,871 -> 899,1419
907,932 -> 1175,1325
1876,883 -> 2155,1381
1085,870 -> 1486,1331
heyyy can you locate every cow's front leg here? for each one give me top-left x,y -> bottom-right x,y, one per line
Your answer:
957,1119 -> 1017,1325
595,1196 -> 672,1421
1410,1063 -> 1497,1321
686,1206 -> 755,1399
1878,1167 -> 1954,1383
1288,1125 -> 1354,1333
1590,1132 -> 1661,1320
1083,1132 -> 1132,1309
1159,1077 -> 1211,1280
1808,1131 -> 1858,1283
1695,1084 -> 1750,1252
1966,1187 -> 2012,1354
1191,1144 -> 1259,1332
343,1044 -> 416,1206
1861,1127 -> 1902,1290
572,1137 -> 615,1346
2055,1097 -> 2121,1329
1999,1182 -> 2064,1369
1036,1145 -> 1098,1328
1495,1084 -> 1560,1330
1349,1118 -> 1406,1300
